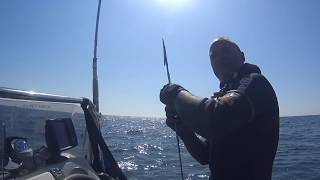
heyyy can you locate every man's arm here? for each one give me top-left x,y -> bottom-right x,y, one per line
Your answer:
165,106 -> 209,165
173,77 -> 255,140
179,128 -> 209,165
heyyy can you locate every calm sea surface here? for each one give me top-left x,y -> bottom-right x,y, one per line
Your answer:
102,115 -> 320,180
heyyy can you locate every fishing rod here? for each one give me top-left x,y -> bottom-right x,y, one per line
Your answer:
91,0 -> 103,173
92,0 -> 101,112
162,38 -> 184,180
1,122 -> 6,180
90,2 -> 127,179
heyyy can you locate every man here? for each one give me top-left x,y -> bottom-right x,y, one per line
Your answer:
160,37 -> 279,180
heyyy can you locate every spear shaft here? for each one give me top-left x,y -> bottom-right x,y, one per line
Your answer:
162,38 -> 184,180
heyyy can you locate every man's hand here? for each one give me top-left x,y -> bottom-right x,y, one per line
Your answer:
160,83 -> 186,106
165,105 -> 184,135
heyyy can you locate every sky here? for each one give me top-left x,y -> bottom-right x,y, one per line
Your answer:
0,0 -> 319,117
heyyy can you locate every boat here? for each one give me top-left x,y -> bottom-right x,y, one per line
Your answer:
0,87 -> 127,180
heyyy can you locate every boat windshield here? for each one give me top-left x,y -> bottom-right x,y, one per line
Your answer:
0,98 -> 89,158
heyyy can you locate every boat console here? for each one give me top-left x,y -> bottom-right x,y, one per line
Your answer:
0,87 -> 126,180
1,118 -> 100,180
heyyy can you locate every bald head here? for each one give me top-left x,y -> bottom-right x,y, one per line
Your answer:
209,37 -> 245,82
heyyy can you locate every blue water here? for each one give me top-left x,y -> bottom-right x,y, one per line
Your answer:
102,115 -> 320,180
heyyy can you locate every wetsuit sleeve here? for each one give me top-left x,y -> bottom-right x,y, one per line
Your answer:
174,77 -> 255,140
180,129 -> 210,165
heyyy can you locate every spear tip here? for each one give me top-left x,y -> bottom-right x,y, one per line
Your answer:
162,39 -> 167,67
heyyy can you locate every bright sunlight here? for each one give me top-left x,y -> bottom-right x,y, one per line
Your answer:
156,0 -> 194,10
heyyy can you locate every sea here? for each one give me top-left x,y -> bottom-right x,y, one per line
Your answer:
102,115 -> 320,180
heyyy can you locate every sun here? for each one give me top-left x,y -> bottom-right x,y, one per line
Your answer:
157,0 -> 193,10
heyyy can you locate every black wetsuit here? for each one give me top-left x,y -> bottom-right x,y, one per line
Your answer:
173,63 -> 279,180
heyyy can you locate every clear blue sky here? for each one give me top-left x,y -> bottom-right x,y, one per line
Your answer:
1,0 -> 319,117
